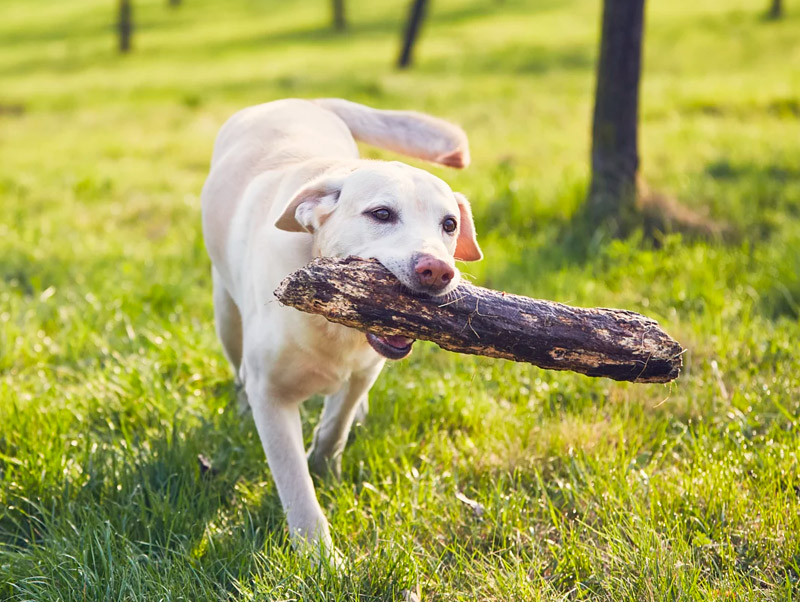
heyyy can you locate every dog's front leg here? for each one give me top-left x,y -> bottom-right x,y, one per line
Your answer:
308,361 -> 384,479
245,372 -> 334,557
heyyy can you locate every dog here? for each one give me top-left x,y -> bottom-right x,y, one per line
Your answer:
200,98 -> 482,558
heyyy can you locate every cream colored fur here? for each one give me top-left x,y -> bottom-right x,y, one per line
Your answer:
200,98 -> 481,559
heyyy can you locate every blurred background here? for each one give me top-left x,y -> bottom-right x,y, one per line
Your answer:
1,1 -> 799,600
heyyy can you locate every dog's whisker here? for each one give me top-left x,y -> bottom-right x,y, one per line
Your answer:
438,293 -> 468,308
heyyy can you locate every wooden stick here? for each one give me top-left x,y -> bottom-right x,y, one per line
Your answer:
274,257 -> 684,383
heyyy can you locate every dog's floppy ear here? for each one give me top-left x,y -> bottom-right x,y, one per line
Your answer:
275,176 -> 345,233
453,193 -> 483,262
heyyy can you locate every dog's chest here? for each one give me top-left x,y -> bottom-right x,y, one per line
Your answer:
311,324 -> 378,384
270,318 -> 381,398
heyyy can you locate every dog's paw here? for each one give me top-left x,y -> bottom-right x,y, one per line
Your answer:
313,543 -> 345,572
308,449 -> 343,481
291,527 -> 344,570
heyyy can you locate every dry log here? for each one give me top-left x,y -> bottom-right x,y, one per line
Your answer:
274,257 -> 684,383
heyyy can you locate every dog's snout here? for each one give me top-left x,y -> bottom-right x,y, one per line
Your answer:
414,254 -> 455,292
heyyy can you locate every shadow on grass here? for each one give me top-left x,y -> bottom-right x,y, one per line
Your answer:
419,41 -> 593,75
0,383 -> 277,560
702,158 -> 800,239
472,148 -> 800,293
0,379 -> 421,598
1,0 -> 581,80
706,160 -> 800,184
198,0 -> 571,55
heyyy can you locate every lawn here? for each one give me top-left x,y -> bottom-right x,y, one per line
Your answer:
1,0 -> 799,599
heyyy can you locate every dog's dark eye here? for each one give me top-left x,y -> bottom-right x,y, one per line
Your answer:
442,217 -> 458,234
371,208 -> 393,221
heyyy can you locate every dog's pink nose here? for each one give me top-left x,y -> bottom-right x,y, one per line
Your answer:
414,254 -> 455,292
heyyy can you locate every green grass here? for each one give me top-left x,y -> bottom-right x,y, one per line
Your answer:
1,0 -> 800,599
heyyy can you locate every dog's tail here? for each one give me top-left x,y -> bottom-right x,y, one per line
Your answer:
313,98 -> 470,169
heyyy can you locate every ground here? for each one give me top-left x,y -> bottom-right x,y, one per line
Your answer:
1,0 -> 799,600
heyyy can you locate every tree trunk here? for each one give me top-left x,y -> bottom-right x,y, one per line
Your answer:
332,0 -> 346,30
768,0 -> 783,19
118,0 -> 132,53
274,257 -> 684,383
586,0 -> 646,233
169,0 -> 181,7
398,0 -> 429,69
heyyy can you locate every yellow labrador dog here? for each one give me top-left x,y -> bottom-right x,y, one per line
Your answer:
201,98 -> 482,557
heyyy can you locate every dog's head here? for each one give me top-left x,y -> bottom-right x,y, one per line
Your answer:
275,162 -> 482,359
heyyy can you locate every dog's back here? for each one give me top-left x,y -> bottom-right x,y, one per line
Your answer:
211,100 -> 358,170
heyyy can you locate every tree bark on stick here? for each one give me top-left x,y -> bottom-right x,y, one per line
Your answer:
586,0 -> 646,233
398,0 -> 429,68
274,257 -> 684,384
118,0 -> 132,53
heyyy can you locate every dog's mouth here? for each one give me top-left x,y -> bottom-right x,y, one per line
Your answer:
366,333 -> 415,360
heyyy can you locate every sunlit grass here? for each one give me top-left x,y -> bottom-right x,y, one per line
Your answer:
1,0 -> 799,599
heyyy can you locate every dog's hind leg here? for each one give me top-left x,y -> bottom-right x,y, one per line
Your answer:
212,268 -> 247,411
307,361 -> 384,479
